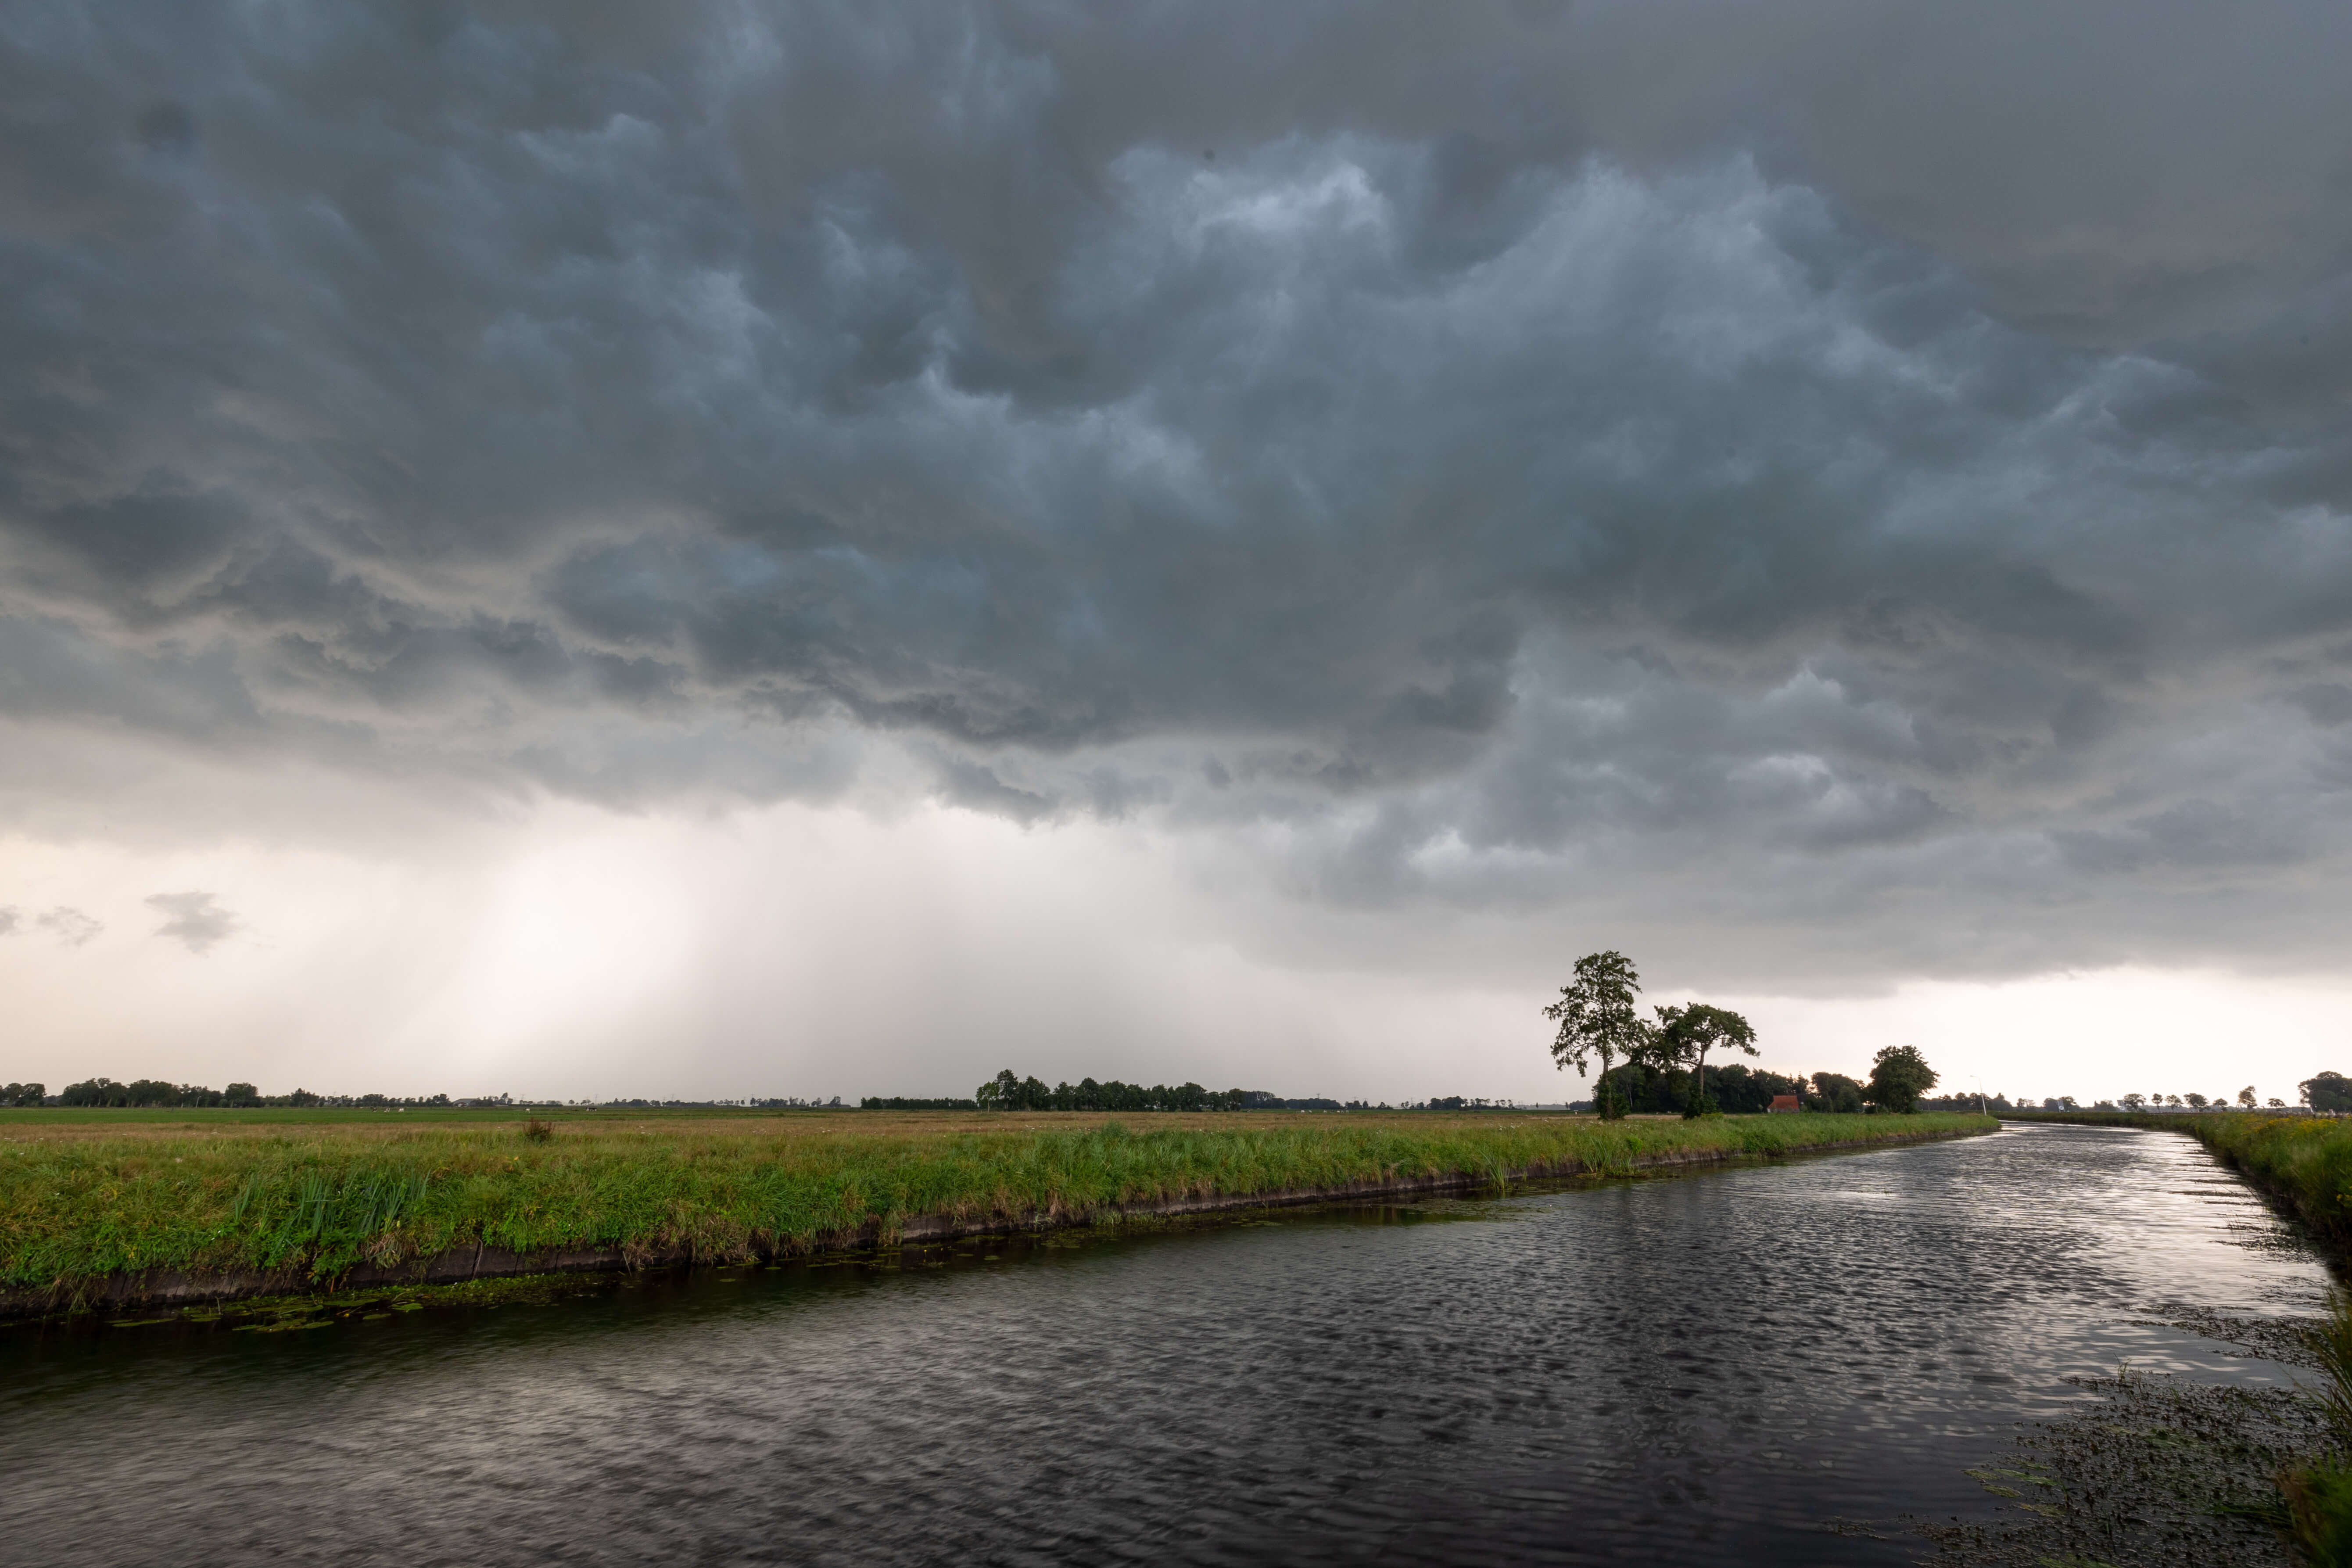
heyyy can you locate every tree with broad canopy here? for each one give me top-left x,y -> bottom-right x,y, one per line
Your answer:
1865,1045 -> 1938,1114
2303,1073 -> 2352,1113
1652,1002 -> 1758,1119
1545,951 -> 1650,1120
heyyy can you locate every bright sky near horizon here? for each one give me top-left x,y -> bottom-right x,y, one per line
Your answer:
6,3 -> 2352,1105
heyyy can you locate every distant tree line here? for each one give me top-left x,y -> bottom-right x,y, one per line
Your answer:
1575,1058 -> 1937,1116
902,1073 -> 1511,1113
863,1086 -> 1542,1112
964,1072 -> 1347,1112
3,1081 -> 869,1110
40,1077 -> 459,1109
1588,1062 -> 1814,1116
1919,1091 -> 2022,1112
4,1078 -> 469,1109
1545,951 -> 1940,1117
56,1078 -> 261,1107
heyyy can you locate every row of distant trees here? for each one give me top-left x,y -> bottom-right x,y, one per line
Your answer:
976,1074 -> 1249,1112
2014,1080 -> 2348,1113
933,1073 -> 1536,1113
1545,951 -> 1939,1118
1584,1062 -> 1884,1116
2108,1076 -> 2348,1112
3,1077 -> 458,1109
2118,1088 -> 2285,1111
961,1073 -> 1374,1113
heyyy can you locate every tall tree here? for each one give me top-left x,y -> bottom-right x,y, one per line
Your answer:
1653,1003 -> 1758,1118
1865,1045 -> 1938,1114
2238,1086 -> 2257,1109
1545,951 -> 1651,1120
1810,1072 -> 1865,1112
2305,1073 -> 2352,1113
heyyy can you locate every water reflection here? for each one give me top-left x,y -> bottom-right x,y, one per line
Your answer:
0,1123 -> 2328,1565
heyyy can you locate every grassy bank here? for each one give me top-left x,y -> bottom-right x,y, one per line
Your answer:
0,1110 -> 1990,1305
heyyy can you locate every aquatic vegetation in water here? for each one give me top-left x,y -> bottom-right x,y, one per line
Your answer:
1917,1361 -> 2316,1567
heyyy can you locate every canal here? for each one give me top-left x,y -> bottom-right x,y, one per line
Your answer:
0,1120 -> 2326,1564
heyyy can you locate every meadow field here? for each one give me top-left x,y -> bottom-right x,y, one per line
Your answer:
0,1108 -> 1994,1308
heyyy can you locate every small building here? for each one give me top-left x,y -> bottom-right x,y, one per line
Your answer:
1767,1094 -> 1803,1114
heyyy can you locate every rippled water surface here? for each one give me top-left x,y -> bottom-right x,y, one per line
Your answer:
0,1122 -> 2331,1565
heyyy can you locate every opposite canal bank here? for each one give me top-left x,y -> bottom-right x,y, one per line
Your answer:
0,1109 -> 1993,1316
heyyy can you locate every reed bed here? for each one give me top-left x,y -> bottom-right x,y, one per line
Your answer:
0,1110 -> 1991,1294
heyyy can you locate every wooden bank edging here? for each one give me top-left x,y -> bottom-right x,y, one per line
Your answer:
4,1123 -> 1990,1320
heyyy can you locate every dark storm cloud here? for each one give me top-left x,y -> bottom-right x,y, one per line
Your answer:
145,890 -> 237,953
4,1 -> 2352,975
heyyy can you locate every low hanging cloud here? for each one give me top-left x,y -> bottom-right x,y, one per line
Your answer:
35,909 -> 104,947
2,4 -> 2350,986
144,892 -> 238,954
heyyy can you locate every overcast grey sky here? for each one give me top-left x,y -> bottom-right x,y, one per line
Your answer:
4,2 -> 2350,1102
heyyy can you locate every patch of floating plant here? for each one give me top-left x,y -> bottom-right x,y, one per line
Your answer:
1900,1366 -> 2320,1568
1376,1195 -> 1547,1223
2137,1305 -> 2322,1367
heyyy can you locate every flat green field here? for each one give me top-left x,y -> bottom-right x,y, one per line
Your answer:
0,1109 -> 1993,1300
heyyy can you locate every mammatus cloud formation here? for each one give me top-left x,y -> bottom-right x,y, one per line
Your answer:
144,891 -> 237,954
3,1 -> 2351,1004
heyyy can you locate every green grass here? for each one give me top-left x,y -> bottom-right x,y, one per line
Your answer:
0,1110 -> 1991,1299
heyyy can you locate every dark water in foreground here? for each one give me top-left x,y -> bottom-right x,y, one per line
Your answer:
0,1123 -> 2331,1566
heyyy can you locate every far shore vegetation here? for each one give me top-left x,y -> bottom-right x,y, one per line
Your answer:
1543,948 -> 1945,1118
2,952 -> 1993,1315
0,1107 -> 1992,1310
1,957 -> 1991,1326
